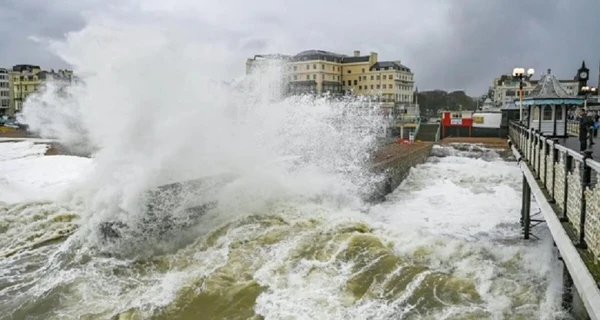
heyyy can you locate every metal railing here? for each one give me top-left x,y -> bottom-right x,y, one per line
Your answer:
509,121 -> 600,265
434,123 -> 441,142
413,118 -> 422,138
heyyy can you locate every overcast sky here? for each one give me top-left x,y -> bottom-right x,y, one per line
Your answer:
1,0 -> 599,95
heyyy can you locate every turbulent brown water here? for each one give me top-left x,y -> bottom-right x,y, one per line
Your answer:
0,145 -> 571,320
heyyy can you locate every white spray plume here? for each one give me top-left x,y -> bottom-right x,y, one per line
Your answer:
19,8 -> 388,230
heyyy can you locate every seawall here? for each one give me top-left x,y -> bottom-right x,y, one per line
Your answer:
368,142 -> 434,202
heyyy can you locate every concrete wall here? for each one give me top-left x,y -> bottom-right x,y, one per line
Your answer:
367,143 -> 433,202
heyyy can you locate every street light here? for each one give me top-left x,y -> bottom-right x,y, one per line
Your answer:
581,86 -> 597,111
513,67 -> 535,123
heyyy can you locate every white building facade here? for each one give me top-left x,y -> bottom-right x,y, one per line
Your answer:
0,68 -> 10,116
491,74 -> 578,108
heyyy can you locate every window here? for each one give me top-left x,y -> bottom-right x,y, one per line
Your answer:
383,75 -> 387,80
371,85 -> 374,89
306,65 -> 310,70
389,84 -> 393,89
555,106 -> 563,120
362,68 -> 365,73
376,85 -> 380,89
322,64 -> 324,69
347,70 -> 351,74
383,84 -> 387,89
532,106 -> 540,120
306,75 -> 310,80
347,80 -> 351,86
359,86 -> 362,90
313,74 -> 316,80
353,80 -> 357,85
542,106 -> 553,120
313,64 -> 316,69
370,76 -> 374,80
294,75 -> 297,80
376,75 -> 380,80
293,66 -> 297,71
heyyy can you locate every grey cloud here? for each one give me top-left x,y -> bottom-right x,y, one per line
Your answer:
407,0 -> 600,93
0,0 -> 89,68
1,0 -> 599,94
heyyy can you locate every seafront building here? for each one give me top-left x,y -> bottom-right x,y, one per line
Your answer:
489,62 -> 593,109
0,68 -> 9,116
0,64 -> 74,116
10,64 -> 43,115
246,50 -> 417,117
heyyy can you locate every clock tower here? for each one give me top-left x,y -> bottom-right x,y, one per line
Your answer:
577,60 -> 589,94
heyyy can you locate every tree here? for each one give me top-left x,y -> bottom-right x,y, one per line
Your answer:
417,90 -> 478,116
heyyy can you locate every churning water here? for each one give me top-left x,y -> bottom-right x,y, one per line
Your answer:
0,3 -> 570,319
0,143 -> 570,320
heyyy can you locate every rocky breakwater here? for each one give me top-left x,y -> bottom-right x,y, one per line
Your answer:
368,142 -> 434,202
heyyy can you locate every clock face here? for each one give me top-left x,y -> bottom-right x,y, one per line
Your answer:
580,71 -> 588,79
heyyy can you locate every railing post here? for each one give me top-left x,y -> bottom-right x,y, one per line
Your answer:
523,174 -> 531,239
543,139 -> 549,184
532,130 -> 537,169
521,175 -> 526,227
551,138 -> 559,203
578,150 -> 593,249
529,128 -> 534,163
524,130 -> 531,163
537,132 -> 543,178
561,153 -> 572,222
519,125 -> 523,149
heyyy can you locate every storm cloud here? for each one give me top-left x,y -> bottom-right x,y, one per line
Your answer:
0,0 -> 598,94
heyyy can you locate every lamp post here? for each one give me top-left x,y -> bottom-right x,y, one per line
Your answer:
512,67 -> 535,123
581,86 -> 597,111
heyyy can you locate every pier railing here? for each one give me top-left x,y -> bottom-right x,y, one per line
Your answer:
509,121 -> 600,265
567,120 -> 579,137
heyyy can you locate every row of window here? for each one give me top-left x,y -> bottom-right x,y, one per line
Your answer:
292,74 -> 413,88
13,85 -> 39,91
0,99 -> 9,107
291,64 -> 412,78
0,91 -> 9,97
531,106 -> 564,121
353,84 -> 396,90
0,82 -> 8,88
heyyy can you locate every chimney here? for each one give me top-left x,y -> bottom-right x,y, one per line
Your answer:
353,50 -> 360,57
547,69 -> 551,75
369,52 -> 378,66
